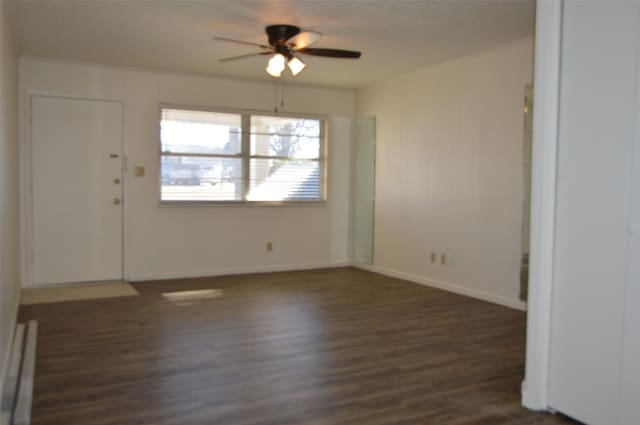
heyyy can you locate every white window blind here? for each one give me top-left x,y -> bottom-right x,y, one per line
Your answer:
159,108 -> 325,203
160,108 -> 243,202
247,115 -> 322,201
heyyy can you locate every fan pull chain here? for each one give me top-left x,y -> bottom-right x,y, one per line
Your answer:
274,78 -> 278,113
273,78 -> 285,113
280,80 -> 285,111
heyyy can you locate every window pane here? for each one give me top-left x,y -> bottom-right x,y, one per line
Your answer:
160,156 -> 243,202
161,109 -> 241,155
250,134 -> 320,159
250,115 -> 321,159
247,159 -> 320,201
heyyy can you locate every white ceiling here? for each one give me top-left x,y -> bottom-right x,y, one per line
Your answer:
17,0 -> 535,89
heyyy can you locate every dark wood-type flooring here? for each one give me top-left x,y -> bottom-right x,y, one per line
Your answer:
19,268 -> 577,425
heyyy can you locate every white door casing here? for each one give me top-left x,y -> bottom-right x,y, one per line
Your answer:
30,96 -> 123,285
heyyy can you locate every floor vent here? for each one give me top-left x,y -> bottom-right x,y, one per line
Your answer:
1,321 -> 38,425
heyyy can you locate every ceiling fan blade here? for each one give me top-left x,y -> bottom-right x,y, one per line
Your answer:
219,52 -> 272,62
287,30 -> 322,49
214,37 -> 272,50
298,48 -> 361,59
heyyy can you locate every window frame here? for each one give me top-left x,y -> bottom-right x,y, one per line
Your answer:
158,104 -> 327,206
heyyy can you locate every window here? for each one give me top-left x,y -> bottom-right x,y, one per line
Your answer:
159,107 -> 325,204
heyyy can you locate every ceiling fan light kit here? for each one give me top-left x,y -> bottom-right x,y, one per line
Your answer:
266,53 -> 286,77
215,24 -> 361,78
265,53 -> 306,77
287,56 -> 306,76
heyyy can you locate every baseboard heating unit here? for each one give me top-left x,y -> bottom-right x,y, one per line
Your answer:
1,321 -> 38,425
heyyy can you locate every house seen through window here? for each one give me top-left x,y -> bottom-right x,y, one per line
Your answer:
160,107 -> 325,203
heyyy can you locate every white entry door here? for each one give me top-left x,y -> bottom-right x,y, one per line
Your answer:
30,96 -> 124,286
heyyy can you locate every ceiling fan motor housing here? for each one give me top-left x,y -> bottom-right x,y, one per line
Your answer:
266,24 -> 301,47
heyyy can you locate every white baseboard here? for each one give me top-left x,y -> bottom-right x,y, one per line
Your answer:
128,261 -> 353,282
354,263 -> 526,311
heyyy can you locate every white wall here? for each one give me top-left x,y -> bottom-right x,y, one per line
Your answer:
20,58 -> 355,284
356,39 -> 533,309
0,0 -> 21,397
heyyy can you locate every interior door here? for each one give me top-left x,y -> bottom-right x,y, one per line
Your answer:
619,18 -> 640,421
31,96 -> 123,285
548,2 -> 639,424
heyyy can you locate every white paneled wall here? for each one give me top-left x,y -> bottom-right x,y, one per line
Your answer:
20,58 -> 355,284
0,0 -> 21,400
357,39 -> 533,309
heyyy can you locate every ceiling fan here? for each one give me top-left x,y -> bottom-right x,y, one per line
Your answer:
215,24 -> 362,78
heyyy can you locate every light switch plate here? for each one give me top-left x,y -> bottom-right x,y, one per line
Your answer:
134,166 -> 145,177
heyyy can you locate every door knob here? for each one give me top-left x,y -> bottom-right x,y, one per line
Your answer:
114,178 -> 120,185
113,198 -> 121,205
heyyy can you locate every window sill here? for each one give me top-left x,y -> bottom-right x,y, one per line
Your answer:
157,200 -> 327,208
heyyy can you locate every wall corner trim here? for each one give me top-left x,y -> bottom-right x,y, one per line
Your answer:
522,0 -> 564,412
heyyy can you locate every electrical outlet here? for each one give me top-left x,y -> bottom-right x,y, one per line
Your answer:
266,242 -> 273,252
440,253 -> 447,265
430,252 -> 436,263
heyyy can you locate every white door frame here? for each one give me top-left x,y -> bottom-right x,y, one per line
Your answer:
521,0 -> 563,411
21,93 -> 127,287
